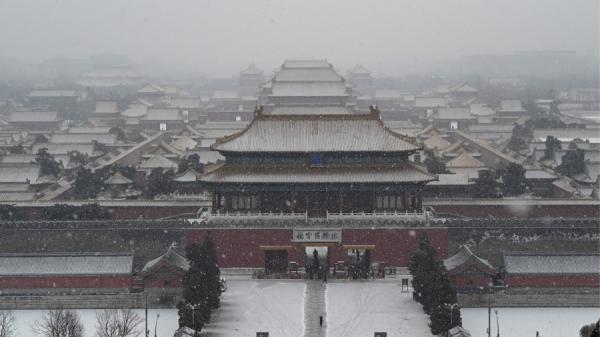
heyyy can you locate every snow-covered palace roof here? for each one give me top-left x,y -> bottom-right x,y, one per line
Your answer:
0,253 -> 133,276
504,254 -> 600,275
212,109 -> 421,153
444,246 -> 496,275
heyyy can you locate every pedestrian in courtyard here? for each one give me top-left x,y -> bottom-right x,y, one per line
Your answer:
319,315 -> 323,327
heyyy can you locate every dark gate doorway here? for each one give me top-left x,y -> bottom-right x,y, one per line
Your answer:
265,250 -> 288,274
304,246 -> 328,280
347,247 -> 371,279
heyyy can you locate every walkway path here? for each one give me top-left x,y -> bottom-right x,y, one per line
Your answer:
303,280 -> 328,337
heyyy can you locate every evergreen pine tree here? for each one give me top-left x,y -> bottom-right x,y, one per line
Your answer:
541,136 -> 561,161
423,150 -> 448,174
179,243 -> 209,331
429,303 -> 462,336
408,234 -> 438,304
557,142 -> 585,176
178,235 -> 224,332
409,234 -> 462,335
474,170 -> 499,198
502,163 -> 527,196
203,232 -> 224,310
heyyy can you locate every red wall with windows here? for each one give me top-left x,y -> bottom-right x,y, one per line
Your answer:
186,227 -> 448,268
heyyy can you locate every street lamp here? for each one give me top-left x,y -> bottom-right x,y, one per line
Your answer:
488,287 -> 491,337
187,303 -> 201,329
448,303 -> 459,327
495,310 -> 500,337
478,285 -> 492,337
154,313 -> 160,337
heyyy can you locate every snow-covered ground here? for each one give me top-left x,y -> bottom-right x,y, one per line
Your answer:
327,281 -> 432,337
12,308 -> 178,337
462,307 -> 600,337
10,282 -> 600,337
201,279 -> 305,336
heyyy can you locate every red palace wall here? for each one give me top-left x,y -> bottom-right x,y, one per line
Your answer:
186,227 -> 448,268
142,262 -> 185,288
451,275 -> 493,289
143,275 -> 184,288
0,275 -> 132,289
505,274 -> 600,288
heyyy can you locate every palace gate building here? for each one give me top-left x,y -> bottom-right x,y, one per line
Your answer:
191,106 -> 446,275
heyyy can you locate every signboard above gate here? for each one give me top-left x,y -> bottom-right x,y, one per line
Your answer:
292,229 -> 342,243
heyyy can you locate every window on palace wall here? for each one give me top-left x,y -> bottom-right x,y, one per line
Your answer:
376,195 -> 403,210
231,195 -> 258,210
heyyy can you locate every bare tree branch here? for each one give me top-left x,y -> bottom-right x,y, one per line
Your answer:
33,309 -> 84,337
0,311 -> 15,337
95,309 -> 142,337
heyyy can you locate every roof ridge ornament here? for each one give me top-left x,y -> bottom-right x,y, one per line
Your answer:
369,105 -> 380,118
254,105 -> 264,118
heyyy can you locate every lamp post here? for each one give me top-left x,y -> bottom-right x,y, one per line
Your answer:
145,294 -> 149,337
187,303 -> 201,330
488,287 -> 491,337
154,313 -> 160,337
495,310 -> 500,337
448,303 -> 459,328
479,285 -> 492,337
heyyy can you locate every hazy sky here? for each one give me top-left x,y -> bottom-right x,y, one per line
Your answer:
0,0 -> 597,76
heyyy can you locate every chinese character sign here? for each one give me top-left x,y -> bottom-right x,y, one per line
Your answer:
292,229 -> 342,243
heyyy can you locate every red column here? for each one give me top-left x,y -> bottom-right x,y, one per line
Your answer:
403,192 -> 410,211
224,192 -> 232,211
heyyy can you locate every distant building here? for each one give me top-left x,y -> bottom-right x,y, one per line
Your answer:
496,99 -> 526,123
27,90 -> 84,111
77,66 -> 142,91
90,101 -> 122,126
423,173 -> 474,198
446,152 -> 486,180
8,111 -> 60,130
347,64 -> 374,96
260,59 -> 355,113
432,107 -> 476,130
239,63 -> 264,96
141,108 -> 185,130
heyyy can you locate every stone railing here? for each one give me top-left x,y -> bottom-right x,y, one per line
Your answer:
197,209 -> 432,227
208,210 -> 309,221
326,210 -> 428,223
